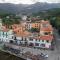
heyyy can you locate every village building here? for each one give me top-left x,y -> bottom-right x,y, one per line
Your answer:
12,24 -> 32,45
0,19 -> 14,42
25,22 -> 40,30
11,20 -> 54,49
31,22 -> 40,29
21,15 -> 27,21
0,26 -> 14,42
26,20 -> 53,48
40,20 -> 53,36
27,35 -> 53,48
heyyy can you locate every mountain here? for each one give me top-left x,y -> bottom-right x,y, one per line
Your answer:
23,2 -> 60,14
0,2 -> 60,14
0,3 -> 29,14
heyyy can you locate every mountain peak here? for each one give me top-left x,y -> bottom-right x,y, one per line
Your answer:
0,3 -> 60,14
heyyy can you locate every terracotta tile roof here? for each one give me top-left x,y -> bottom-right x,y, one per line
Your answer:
40,27 -> 53,31
40,35 -> 53,40
13,28 -> 20,32
33,35 -> 53,41
41,20 -> 49,24
15,31 -> 32,37
2,26 -> 8,32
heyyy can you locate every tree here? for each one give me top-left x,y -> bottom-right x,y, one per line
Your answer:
2,18 -> 13,26
2,17 -> 20,28
31,28 -> 39,33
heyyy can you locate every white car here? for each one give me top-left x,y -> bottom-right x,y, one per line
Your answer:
44,54 -> 48,58
40,53 -> 48,58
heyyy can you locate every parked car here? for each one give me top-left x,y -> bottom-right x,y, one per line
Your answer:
44,54 -> 48,58
40,53 -> 48,58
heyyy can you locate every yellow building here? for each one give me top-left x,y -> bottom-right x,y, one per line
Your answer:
31,22 -> 40,29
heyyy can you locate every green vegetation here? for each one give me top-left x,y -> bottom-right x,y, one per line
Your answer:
2,17 -> 20,27
31,28 -> 39,33
0,11 -> 15,18
1,13 -> 21,28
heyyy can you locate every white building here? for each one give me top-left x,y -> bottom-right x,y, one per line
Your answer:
25,23 -> 32,30
27,35 -> 53,49
22,15 -> 27,21
0,30 -> 14,42
0,19 -> 14,42
14,36 -> 27,45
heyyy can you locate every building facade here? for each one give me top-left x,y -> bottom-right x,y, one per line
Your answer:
0,29 -> 14,42
27,35 -> 53,48
40,20 -> 53,36
11,20 -> 54,49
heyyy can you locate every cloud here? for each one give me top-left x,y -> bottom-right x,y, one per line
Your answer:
0,0 -> 60,4
31,0 -> 38,2
0,0 -> 35,4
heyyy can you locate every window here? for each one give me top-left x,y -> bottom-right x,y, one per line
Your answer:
18,30 -> 19,32
9,40 -> 13,43
42,40 -> 44,42
29,43 -> 34,46
36,26 -> 38,27
48,32 -> 51,34
44,32 -> 49,35
35,24 -> 38,28
12,36 -> 13,39
3,32 -> 4,35
35,25 -> 37,27
44,32 -> 51,35
40,44 -> 45,47
36,24 -> 38,26
25,38 -> 26,41
14,36 -> 16,40
39,40 -> 40,42
6,33 -> 7,38
22,37 -> 23,41
36,39 -> 37,41
46,40 -> 49,43
35,43 -> 39,46
30,38 -> 33,41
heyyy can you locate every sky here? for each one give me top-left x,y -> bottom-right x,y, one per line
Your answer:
0,0 -> 60,4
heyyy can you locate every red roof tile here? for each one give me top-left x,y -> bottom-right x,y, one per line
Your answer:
41,20 -> 49,24
2,26 -> 8,32
40,27 -> 53,31
40,35 -> 53,40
